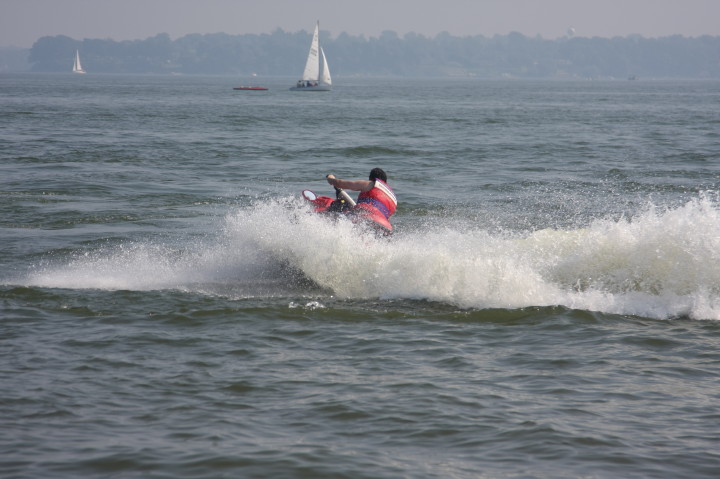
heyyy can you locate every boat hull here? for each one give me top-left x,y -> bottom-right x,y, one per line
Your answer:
289,85 -> 331,92
302,189 -> 393,235
233,86 -> 268,91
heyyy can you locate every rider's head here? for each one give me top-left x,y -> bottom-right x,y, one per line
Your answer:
369,168 -> 387,182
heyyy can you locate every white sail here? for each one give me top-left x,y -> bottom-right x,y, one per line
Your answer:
301,23 -> 320,81
290,21 -> 331,91
72,50 -> 86,74
320,47 -> 332,86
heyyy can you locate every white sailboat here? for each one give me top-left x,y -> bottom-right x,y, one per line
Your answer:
290,21 -> 331,91
72,50 -> 86,74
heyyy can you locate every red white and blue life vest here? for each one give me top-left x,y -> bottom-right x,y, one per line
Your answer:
355,179 -> 397,231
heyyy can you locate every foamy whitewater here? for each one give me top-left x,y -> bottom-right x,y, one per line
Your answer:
23,193 -> 720,320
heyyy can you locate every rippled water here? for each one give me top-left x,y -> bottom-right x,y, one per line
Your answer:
1,73 -> 719,478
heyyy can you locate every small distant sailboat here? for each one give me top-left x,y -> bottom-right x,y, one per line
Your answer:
290,21 -> 331,91
72,50 -> 86,74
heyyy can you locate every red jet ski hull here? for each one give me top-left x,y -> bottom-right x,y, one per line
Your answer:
302,189 -> 393,234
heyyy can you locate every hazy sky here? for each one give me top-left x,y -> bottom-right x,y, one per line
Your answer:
2,0 -> 719,48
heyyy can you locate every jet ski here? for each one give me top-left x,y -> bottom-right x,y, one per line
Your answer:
302,186 -> 393,235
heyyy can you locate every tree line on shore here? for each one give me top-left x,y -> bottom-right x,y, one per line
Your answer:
16,29 -> 720,78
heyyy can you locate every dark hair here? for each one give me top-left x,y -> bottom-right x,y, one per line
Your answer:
369,167 -> 387,182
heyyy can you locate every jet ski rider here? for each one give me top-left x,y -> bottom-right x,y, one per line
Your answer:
326,168 -> 397,232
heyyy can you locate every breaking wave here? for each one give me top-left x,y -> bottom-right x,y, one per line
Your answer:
17,193 -> 720,320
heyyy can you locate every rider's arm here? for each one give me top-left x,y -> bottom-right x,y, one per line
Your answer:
326,174 -> 374,192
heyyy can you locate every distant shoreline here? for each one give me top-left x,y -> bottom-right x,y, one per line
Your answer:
8,32 -> 720,79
